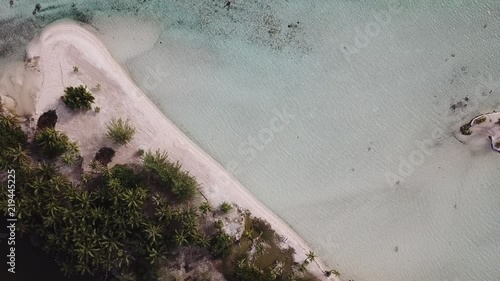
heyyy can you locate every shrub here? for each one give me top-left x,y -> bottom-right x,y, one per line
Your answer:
209,230 -> 233,258
0,112 -> 28,169
220,202 -> 232,213
170,169 -> 198,199
61,141 -> 80,165
62,85 -> 95,110
111,164 -> 143,188
214,220 -> 223,230
94,106 -> 101,113
73,66 -> 79,73
137,148 -> 145,156
234,259 -> 275,281
36,110 -> 57,129
34,128 -> 70,158
106,118 -> 135,144
94,147 -> 115,165
143,150 -> 197,200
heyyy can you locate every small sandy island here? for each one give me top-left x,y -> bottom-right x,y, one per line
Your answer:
15,20 -> 337,280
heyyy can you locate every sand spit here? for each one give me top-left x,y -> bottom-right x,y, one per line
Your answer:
24,20 -> 337,280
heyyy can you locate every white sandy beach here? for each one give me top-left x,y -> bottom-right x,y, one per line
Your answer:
21,20 -> 336,280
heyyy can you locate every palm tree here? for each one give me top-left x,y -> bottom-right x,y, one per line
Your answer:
272,261 -> 284,276
34,128 -> 70,158
155,202 -> 174,223
0,112 -> 19,127
60,260 -> 74,276
145,246 -> 166,265
244,230 -> 254,240
115,249 -> 133,268
74,239 -> 99,266
36,162 -> 57,180
199,201 -> 211,216
143,223 -> 163,244
7,144 -> 31,167
48,175 -> 68,193
298,261 -> 308,272
120,188 -> 144,209
100,235 -> 123,253
174,229 -> 188,247
194,233 -> 210,248
45,201 -> 62,218
73,191 -> 92,210
256,242 -> 265,256
182,215 -> 198,232
306,250 -> 316,262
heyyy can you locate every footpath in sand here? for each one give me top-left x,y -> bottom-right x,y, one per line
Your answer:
25,20 -> 337,280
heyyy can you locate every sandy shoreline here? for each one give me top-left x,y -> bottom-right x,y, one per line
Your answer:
24,20 -> 337,280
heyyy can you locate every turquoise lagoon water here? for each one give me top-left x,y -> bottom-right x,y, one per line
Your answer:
1,1 -> 500,280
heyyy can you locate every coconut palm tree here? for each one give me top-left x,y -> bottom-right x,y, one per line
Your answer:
7,144 -> 31,167
199,201 -> 211,216
256,242 -> 265,256
143,222 -> 163,244
72,191 -> 92,210
145,246 -> 166,265
34,128 -> 70,158
155,202 -> 174,223
194,233 -> 210,248
298,261 -> 308,272
244,230 -> 254,240
182,215 -> 198,232
306,250 -> 316,262
74,239 -> 99,266
174,229 -> 188,247
48,175 -> 69,193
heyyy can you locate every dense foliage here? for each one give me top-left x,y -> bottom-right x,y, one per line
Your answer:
62,85 -> 95,110
209,221 -> 233,258
143,150 -> 198,200
0,113 -> 28,169
33,128 -> 72,158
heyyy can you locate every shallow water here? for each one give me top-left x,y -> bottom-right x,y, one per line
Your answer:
2,1 -> 500,280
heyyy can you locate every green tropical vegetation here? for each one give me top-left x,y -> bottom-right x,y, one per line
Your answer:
143,150 -> 198,200
106,117 -> 135,144
220,201 -> 233,213
0,107 -> 322,281
34,127 -> 75,158
62,85 -> 95,110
